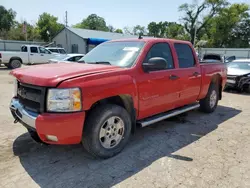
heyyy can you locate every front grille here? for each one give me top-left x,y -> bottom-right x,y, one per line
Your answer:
17,82 -> 46,113
227,75 -> 237,81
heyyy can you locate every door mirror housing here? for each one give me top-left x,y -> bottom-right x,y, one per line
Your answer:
225,56 -> 236,63
143,57 -> 168,72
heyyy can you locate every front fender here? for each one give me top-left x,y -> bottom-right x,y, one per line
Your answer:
58,74 -> 138,111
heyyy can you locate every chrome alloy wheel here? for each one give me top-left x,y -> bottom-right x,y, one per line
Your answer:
99,116 -> 125,149
209,90 -> 217,108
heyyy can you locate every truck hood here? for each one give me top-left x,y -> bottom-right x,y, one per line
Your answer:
227,67 -> 250,76
10,63 -> 122,87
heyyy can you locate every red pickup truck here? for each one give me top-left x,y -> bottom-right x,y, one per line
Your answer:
10,38 -> 227,158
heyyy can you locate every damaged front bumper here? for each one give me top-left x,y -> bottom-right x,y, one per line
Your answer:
10,98 -> 38,130
9,97 -> 86,145
226,74 -> 250,92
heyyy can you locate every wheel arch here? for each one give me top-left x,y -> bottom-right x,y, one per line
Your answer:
210,74 -> 222,100
9,57 -> 23,64
87,94 -> 137,133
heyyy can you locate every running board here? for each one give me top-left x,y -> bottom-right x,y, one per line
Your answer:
138,103 -> 200,127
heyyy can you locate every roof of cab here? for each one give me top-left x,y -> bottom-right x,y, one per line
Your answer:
108,37 -> 192,44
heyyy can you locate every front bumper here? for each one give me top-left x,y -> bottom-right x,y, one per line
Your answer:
10,98 -> 86,144
226,75 -> 250,91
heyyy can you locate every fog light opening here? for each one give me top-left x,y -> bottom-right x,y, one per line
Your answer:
45,135 -> 58,142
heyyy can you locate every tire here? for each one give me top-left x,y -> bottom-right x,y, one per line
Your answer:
199,83 -> 219,113
9,59 -> 22,69
246,85 -> 250,93
82,104 -> 132,159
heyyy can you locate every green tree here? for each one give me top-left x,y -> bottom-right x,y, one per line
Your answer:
132,25 -> 147,35
74,14 -> 109,31
148,22 -> 161,37
8,21 -> 41,41
123,26 -> 133,35
108,25 -> 115,32
166,22 -> 189,40
179,0 -> 228,45
115,29 -> 123,33
0,6 -> 16,39
37,13 -> 64,42
205,3 -> 250,47
148,21 -> 188,39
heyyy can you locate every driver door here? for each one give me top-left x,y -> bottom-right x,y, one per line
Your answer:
38,47 -> 55,63
138,42 -> 181,119
29,46 -> 43,64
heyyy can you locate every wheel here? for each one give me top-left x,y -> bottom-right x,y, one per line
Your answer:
9,59 -> 22,69
246,85 -> 250,93
199,83 -> 219,113
82,104 -> 132,159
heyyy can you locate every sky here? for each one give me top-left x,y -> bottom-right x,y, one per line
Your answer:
2,0 -> 250,29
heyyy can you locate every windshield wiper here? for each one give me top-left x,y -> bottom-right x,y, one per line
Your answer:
88,61 -> 111,65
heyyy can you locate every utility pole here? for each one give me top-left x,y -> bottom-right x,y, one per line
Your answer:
65,11 -> 68,52
23,21 -> 28,41
65,11 -> 68,27
193,23 -> 197,47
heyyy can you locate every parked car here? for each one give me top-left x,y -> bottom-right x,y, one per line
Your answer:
46,47 -> 67,54
200,53 -> 224,63
225,59 -> 250,93
0,45 -> 62,69
48,54 -> 85,63
9,38 -> 227,158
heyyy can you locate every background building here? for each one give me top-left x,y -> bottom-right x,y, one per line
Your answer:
52,27 -> 138,54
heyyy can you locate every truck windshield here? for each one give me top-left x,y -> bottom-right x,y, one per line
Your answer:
78,41 -> 145,67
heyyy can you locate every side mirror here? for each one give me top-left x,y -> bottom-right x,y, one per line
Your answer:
225,56 -> 236,62
143,57 -> 167,72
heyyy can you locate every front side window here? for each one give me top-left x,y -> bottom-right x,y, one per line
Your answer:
74,56 -> 83,61
79,41 -> 145,67
174,43 -> 195,68
48,49 -> 59,53
143,42 -> 174,70
39,47 -> 51,54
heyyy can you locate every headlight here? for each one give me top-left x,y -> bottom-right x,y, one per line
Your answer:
13,79 -> 17,97
47,88 -> 82,112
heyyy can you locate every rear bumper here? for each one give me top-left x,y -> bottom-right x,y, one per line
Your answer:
10,98 -> 86,144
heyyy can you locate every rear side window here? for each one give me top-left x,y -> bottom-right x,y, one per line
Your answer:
21,46 -> 27,52
48,49 -> 59,53
30,47 -> 38,53
174,43 -> 195,68
143,42 -> 174,70
59,49 -> 66,54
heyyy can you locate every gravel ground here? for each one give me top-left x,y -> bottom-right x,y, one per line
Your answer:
0,66 -> 250,188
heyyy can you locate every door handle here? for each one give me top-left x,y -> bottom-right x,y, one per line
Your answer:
40,54 -> 44,56
193,72 -> 200,76
30,54 -> 33,56
169,75 -> 179,80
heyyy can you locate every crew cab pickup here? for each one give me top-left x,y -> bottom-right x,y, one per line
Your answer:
9,38 -> 227,158
0,45 -> 61,69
